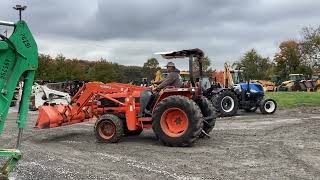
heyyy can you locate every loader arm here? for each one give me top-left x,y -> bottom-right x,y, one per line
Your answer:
0,20 -> 38,177
36,82 -> 147,129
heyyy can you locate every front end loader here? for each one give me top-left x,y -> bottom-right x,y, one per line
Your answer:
36,49 -> 216,147
0,6 -> 38,178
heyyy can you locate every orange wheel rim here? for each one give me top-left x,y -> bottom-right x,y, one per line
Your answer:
160,108 -> 188,137
98,121 -> 115,140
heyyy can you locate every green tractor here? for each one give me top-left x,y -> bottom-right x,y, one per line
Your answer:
0,5 -> 38,178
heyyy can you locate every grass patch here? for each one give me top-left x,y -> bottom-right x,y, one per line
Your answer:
265,92 -> 320,109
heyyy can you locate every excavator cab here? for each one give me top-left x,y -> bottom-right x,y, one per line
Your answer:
0,5 -> 38,178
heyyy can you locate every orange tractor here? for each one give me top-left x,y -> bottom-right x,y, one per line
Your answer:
36,49 -> 216,147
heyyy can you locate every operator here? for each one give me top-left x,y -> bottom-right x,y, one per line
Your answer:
138,62 -> 182,117
153,62 -> 182,91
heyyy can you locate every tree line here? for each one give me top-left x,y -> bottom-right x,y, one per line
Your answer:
36,54 -> 213,84
233,25 -> 320,81
36,25 -> 319,84
36,54 -> 146,84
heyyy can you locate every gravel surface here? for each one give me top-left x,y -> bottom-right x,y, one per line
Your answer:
1,107 -> 320,180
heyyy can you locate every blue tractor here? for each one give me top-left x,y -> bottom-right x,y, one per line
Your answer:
204,64 -> 277,117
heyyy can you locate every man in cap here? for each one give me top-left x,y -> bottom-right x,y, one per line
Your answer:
152,62 -> 182,91
138,62 -> 182,117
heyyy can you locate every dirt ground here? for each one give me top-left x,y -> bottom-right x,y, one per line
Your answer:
1,107 -> 320,180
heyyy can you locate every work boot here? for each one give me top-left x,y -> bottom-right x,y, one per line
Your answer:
144,109 -> 152,116
137,109 -> 151,118
137,111 -> 145,118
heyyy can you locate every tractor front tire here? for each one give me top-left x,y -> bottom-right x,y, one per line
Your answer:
196,96 -> 217,138
152,95 -> 203,147
212,90 -> 239,117
94,114 -> 123,143
259,98 -> 277,114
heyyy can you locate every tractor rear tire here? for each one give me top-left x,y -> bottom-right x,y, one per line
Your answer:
94,114 -> 123,143
211,90 -> 239,117
259,98 -> 277,114
196,96 -> 217,138
152,95 -> 203,147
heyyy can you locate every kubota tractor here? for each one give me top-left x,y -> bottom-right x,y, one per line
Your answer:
0,5 -> 38,178
36,49 -> 216,147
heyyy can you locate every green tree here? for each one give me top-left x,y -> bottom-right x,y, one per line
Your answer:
234,49 -> 272,80
300,25 -> 320,72
120,65 -> 144,84
274,40 -> 312,79
142,58 -> 160,81
193,56 -> 212,76
36,54 -> 56,80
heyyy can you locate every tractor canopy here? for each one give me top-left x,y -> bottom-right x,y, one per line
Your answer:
155,48 -> 204,59
155,48 -> 205,88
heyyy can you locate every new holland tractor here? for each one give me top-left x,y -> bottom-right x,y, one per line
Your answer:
207,63 -> 277,116
0,5 -> 38,178
36,49 -> 216,147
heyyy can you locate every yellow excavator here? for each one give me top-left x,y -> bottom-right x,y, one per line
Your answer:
212,63 -> 240,88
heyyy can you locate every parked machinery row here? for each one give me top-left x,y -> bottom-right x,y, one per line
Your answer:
278,74 -> 320,92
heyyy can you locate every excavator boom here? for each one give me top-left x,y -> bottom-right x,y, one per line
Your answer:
0,19 -> 38,177
212,63 -> 235,88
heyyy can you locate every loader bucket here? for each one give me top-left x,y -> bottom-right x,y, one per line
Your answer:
36,104 -> 89,129
35,105 -> 66,129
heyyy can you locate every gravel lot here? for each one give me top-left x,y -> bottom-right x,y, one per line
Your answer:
1,107 -> 320,180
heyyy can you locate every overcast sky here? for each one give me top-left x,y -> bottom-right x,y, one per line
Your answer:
1,0 -> 319,70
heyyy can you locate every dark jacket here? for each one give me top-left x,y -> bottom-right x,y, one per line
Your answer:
155,69 -> 182,90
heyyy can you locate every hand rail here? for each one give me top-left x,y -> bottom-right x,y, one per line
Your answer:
0,21 -> 15,27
